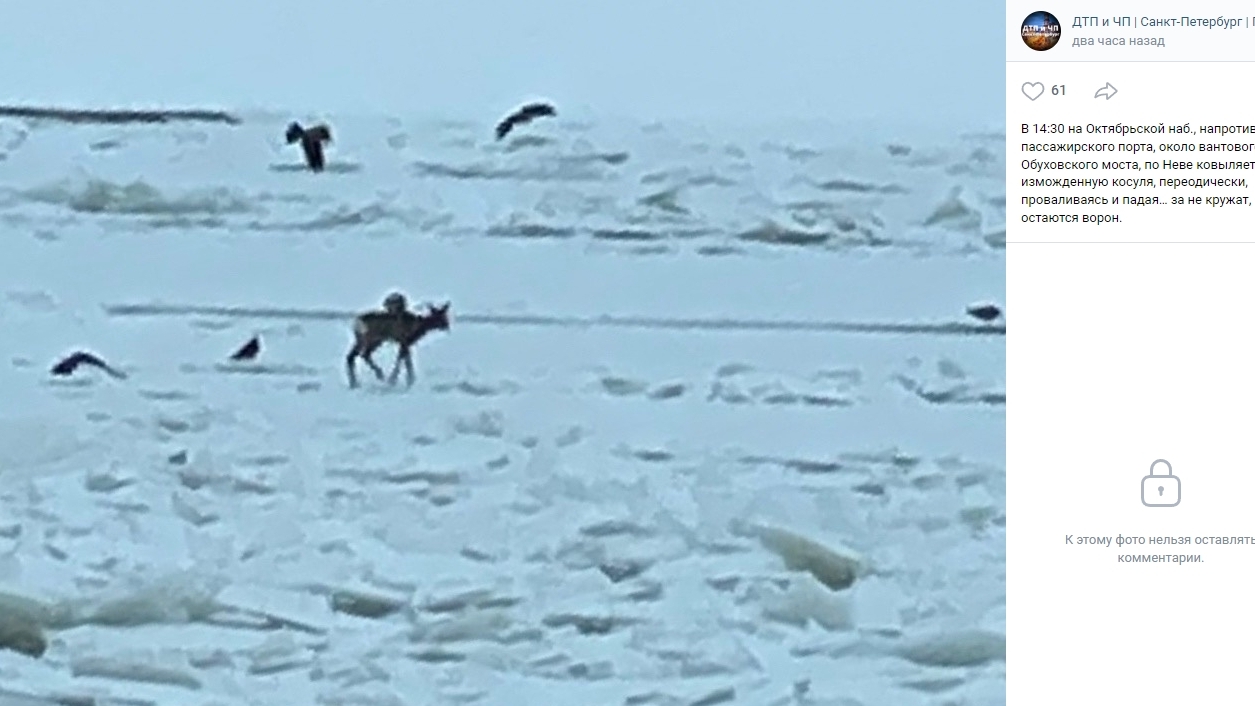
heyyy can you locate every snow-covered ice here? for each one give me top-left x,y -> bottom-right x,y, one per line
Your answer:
0,110 -> 1004,705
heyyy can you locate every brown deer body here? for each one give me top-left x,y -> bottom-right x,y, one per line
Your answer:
346,301 -> 450,388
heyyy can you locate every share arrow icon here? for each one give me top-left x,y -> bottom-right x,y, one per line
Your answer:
1094,82 -> 1118,100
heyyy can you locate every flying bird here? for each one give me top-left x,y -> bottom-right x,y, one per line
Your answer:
495,102 -> 556,140
50,351 -> 127,379
966,303 -> 1003,322
229,335 -> 261,361
285,121 -> 333,171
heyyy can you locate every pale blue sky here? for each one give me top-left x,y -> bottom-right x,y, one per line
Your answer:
0,0 -> 1001,127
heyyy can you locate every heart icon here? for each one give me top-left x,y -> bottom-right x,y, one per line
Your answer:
1022,82 -> 1045,101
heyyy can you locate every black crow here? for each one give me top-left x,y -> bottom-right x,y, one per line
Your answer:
966,303 -> 1003,322
495,102 -> 556,140
230,335 -> 261,361
50,351 -> 127,379
285,122 -> 333,171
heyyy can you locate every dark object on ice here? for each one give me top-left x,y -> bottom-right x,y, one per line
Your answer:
966,303 -> 1003,322
330,589 -> 406,619
285,121 -> 333,171
0,105 -> 241,125
230,335 -> 261,361
346,300 -> 451,389
495,102 -> 557,140
168,450 -> 189,465
50,351 -> 127,379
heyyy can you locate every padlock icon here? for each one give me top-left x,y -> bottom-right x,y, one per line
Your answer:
1141,459 -> 1180,507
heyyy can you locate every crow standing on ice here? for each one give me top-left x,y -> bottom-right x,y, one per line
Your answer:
495,102 -> 556,140
229,335 -> 261,361
285,122 -> 333,171
966,303 -> 1003,322
50,351 -> 127,379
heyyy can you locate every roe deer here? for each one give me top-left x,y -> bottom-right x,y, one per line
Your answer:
345,299 -> 451,389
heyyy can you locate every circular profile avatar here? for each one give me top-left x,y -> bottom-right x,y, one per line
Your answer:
1021,11 -> 1062,51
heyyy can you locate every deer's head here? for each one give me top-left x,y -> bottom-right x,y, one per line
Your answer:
424,302 -> 451,332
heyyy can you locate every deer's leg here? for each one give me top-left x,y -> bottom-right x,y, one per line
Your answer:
345,344 -> 360,388
403,348 -> 416,388
386,345 -> 406,387
360,341 -> 386,381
